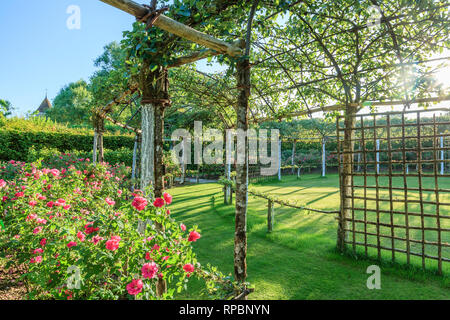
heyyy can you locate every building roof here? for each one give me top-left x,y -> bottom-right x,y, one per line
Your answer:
36,96 -> 52,114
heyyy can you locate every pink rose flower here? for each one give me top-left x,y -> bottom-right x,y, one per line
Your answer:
84,222 -> 99,234
33,248 -> 44,254
188,231 -> 201,242
180,224 -> 186,231
153,198 -> 165,208
77,231 -> 86,242
142,262 -> 158,279
163,193 -> 172,205
183,263 -> 195,273
30,256 -> 43,264
105,197 -> 115,206
105,236 -> 121,251
67,241 -> 77,248
132,196 -> 148,211
126,279 -> 143,296
33,227 -> 43,234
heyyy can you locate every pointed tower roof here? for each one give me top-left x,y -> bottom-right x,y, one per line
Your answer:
36,94 -> 52,114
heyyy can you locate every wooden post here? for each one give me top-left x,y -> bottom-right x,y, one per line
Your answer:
440,136 -> 444,175
131,135 -> 138,181
98,131 -> 105,164
140,104 -> 155,191
140,65 -> 170,297
267,199 -> 274,232
93,131 -> 98,165
357,149 -> 361,172
376,139 -> 380,174
337,105 -> 357,252
291,140 -> 296,174
196,164 -> 200,183
234,45 -> 249,284
278,137 -> 282,181
322,137 -> 326,177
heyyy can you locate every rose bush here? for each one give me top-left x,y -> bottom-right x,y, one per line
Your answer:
0,156 -> 246,300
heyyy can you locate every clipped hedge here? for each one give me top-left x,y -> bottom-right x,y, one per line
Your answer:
0,129 -> 134,162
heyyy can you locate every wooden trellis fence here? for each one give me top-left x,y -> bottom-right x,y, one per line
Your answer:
337,108 -> 450,274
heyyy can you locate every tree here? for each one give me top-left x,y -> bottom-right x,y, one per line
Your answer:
0,99 -> 14,117
47,80 -> 93,125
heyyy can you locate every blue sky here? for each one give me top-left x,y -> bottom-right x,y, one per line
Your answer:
0,0 -> 136,116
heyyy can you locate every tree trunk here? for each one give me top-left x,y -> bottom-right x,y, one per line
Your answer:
234,57 -> 250,283
337,105 -> 357,252
140,66 -> 170,297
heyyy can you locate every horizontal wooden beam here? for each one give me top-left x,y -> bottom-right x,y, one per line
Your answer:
99,0 -> 243,56
104,115 -> 142,134
168,40 -> 245,68
97,85 -> 138,118
168,50 -> 220,69
255,96 -> 450,123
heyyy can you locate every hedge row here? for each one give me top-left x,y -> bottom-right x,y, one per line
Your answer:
0,129 -> 134,162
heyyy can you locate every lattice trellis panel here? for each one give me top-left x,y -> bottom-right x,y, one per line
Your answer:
337,108 -> 450,274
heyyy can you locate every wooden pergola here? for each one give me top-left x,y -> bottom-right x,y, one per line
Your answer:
98,0 -> 255,297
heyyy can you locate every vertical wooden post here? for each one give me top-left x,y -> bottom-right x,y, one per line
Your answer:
441,136 -> 444,175
337,105 -> 357,252
376,139 -> 380,174
278,137 -> 282,181
291,140 -> 296,174
267,199 -> 274,232
154,103 -> 166,198
131,135 -> 138,181
99,119 -> 105,164
140,65 -> 170,297
234,48 -> 249,284
141,104 -> 155,191
357,149 -> 361,172
322,137 -> 326,177
93,131 -> 98,165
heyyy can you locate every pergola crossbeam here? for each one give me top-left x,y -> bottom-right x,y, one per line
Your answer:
99,0 -> 243,57
256,96 -> 450,123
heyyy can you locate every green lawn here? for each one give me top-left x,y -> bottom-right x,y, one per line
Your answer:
169,173 -> 450,300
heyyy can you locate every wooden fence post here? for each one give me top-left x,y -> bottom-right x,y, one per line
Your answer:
278,137 -> 282,181
291,140 -> 296,175
267,199 -> 274,232
440,136 -> 444,175
322,137 -> 326,177
376,139 -> 380,174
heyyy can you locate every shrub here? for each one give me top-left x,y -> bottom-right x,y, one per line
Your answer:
0,156 -> 245,300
